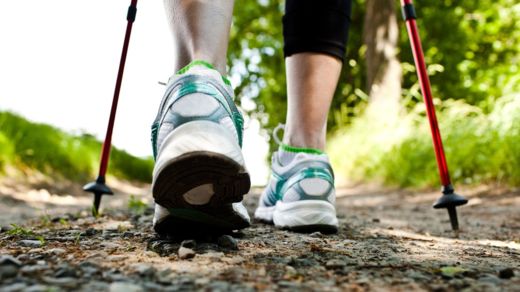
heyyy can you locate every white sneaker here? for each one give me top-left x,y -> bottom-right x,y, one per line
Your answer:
150,60 -> 250,235
254,126 -> 338,233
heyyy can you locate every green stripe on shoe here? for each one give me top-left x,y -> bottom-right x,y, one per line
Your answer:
280,143 -> 325,155
176,60 -> 232,86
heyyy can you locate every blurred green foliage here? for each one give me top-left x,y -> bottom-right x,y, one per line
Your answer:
128,195 -> 148,215
329,95 -> 520,187
230,0 -> 519,129
228,0 -> 519,187
0,111 -> 153,183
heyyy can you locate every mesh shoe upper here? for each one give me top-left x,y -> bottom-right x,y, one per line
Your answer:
151,62 -> 244,159
150,61 -> 251,230
260,151 -> 336,208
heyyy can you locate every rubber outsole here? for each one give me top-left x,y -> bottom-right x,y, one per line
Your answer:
153,151 -> 250,209
254,206 -> 339,234
254,218 -> 338,234
154,207 -> 250,237
282,224 -> 338,234
152,151 -> 251,235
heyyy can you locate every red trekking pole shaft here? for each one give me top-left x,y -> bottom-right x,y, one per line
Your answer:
401,0 -> 451,187
98,0 -> 138,178
84,0 -> 138,216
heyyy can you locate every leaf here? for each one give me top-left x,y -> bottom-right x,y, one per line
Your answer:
440,266 -> 467,278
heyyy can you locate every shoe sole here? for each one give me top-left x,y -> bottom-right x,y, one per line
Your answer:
255,200 -> 339,234
153,151 -> 251,235
154,206 -> 250,237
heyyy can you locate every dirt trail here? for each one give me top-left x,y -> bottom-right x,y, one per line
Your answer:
0,176 -> 151,224
0,184 -> 519,291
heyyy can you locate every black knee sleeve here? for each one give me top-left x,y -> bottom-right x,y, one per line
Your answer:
283,0 -> 352,61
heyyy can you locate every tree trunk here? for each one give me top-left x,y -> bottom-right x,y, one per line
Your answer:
363,0 -> 402,119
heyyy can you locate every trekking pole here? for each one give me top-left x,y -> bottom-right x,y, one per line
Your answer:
400,0 -> 468,230
84,0 -> 138,216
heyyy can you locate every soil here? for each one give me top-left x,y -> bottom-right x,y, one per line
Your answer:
0,181 -> 519,291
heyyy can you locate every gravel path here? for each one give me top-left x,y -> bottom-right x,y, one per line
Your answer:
0,186 -> 519,291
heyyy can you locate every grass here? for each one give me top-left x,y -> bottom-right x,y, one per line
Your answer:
328,94 -> 520,188
128,195 -> 148,215
0,111 -> 153,183
6,223 -> 46,245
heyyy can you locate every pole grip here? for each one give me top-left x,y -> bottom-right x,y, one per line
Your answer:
401,3 -> 416,20
127,3 -> 137,22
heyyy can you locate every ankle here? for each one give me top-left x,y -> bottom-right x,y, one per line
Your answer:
282,132 -> 326,151
174,60 -> 232,86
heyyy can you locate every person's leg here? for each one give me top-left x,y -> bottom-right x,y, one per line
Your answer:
255,0 -> 351,233
163,0 -> 234,74
283,53 -> 342,150
152,0 -> 251,236
281,0 -> 351,150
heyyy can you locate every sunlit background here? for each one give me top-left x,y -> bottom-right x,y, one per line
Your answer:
1,0 -> 519,191
0,0 -> 269,185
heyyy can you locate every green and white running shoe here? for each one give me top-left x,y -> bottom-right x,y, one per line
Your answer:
254,126 -> 338,233
151,60 -> 251,236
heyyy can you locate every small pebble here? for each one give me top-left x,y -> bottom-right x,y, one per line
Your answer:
142,282 -> 164,291
25,284 -> 52,292
407,270 -> 430,282
0,225 -> 13,233
478,274 -> 502,285
178,247 -> 196,259
54,264 -> 77,278
208,281 -> 231,291
157,268 -> 174,284
48,248 -> 66,255
109,282 -> 144,292
20,264 -> 49,275
498,268 -> 514,279
42,276 -> 78,288
0,255 -> 22,267
84,227 -> 98,236
16,254 -> 30,262
108,255 -> 128,262
18,240 -> 43,248
101,242 -> 122,249
217,235 -> 238,250
131,263 -> 155,277
199,251 -> 224,262
1,282 -> 28,291
28,248 -> 44,254
81,281 -> 110,291
0,264 -> 19,279
325,259 -> 347,270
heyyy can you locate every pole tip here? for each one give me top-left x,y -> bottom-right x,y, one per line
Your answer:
433,189 -> 468,231
447,206 -> 459,231
84,178 -> 113,217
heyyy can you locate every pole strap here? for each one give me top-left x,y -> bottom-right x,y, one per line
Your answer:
401,3 -> 416,20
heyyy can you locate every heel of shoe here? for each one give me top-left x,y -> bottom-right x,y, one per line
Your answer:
154,120 -> 245,178
273,200 -> 338,234
152,121 -> 250,210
